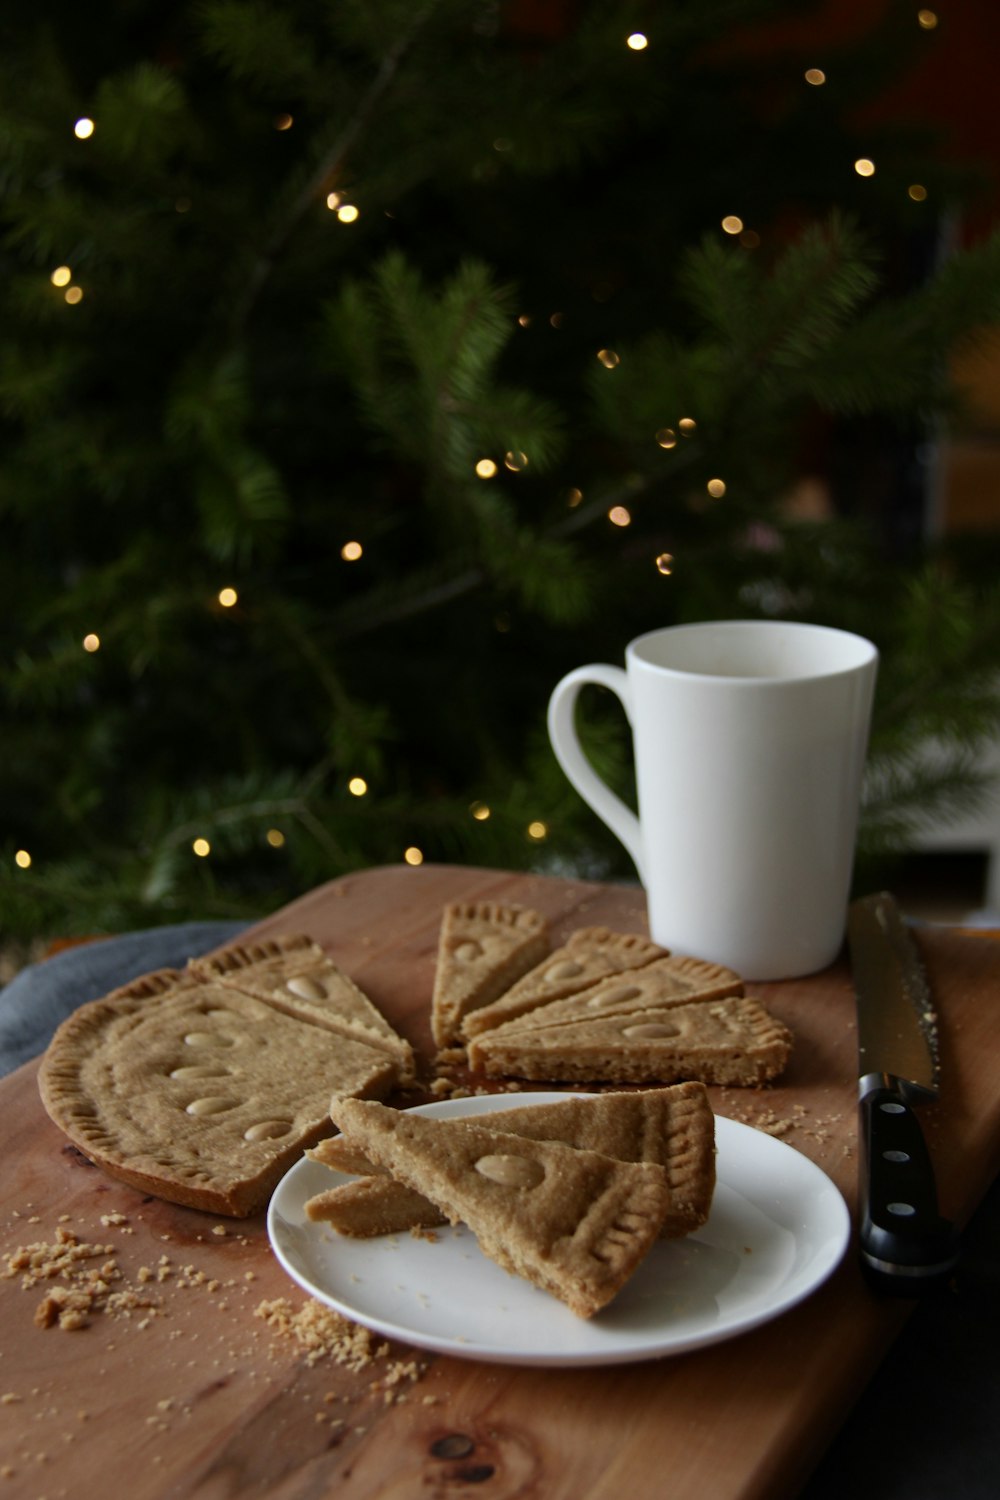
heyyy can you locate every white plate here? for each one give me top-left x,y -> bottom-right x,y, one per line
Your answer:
267,1092 -> 850,1367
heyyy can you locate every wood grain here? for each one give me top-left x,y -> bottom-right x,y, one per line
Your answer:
2,863 -> 999,1500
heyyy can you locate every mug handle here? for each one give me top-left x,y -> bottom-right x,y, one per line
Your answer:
547,664 -> 646,885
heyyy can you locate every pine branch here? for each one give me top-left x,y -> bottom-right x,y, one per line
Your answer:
227,1 -> 440,336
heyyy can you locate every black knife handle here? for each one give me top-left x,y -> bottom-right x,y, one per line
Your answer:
859,1084 -> 958,1294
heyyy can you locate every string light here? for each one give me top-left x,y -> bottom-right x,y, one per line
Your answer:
917,8 -> 938,28
626,33 -> 648,51
517,314 -> 531,327
64,287 -> 83,305
74,118 -> 95,139
504,450 -> 528,471
596,349 -> 620,368
707,478 -> 727,498
608,505 -> 631,527
549,312 -> 564,328
404,846 -> 424,865
526,820 -> 548,841
266,828 -> 286,847
470,801 -> 491,821
805,68 -> 826,85
854,158 -> 876,177
337,204 -> 359,223
273,113 -> 293,131
655,553 -> 674,575
192,838 -> 211,857
15,849 -> 32,869
721,215 -> 743,235
656,428 -> 677,449
566,487 -> 583,507
908,183 -> 928,201
218,587 -> 238,607
326,192 -> 342,211
678,417 -> 697,436
340,540 -> 363,560
82,633 -> 100,652
348,776 -> 368,796
740,229 -> 761,249
50,266 -> 72,287
475,458 -> 498,478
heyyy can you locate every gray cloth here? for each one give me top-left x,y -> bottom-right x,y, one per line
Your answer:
0,921 -> 251,1077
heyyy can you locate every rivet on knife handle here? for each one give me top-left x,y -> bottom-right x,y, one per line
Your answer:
848,893 -> 959,1292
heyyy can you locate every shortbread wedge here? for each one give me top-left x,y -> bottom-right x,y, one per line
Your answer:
307,1085 -> 716,1239
467,996 -> 792,1087
329,1098 -> 671,1317
191,933 -> 414,1084
431,901 -> 549,1046
486,954 -> 744,1035
38,968 -> 397,1217
461,927 -> 667,1039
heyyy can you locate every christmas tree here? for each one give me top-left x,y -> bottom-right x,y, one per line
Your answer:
3,0 -> 1000,943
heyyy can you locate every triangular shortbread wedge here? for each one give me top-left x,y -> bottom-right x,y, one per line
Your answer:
467,997 -> 792,1087
191,933 -> 414,1084
307,1084 -> 715,1239
461,927 -> 667,1039
37,968 -> 397,1217
328,1098 -> 671,1318
431,901 -> 549,1046
487,954 -> 743,1035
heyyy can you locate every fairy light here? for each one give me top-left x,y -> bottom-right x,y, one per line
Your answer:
504,450 -> 528,471
64,287 -> 83,305
721,215 -> 743,235
626,32 -> 648,51
218,587 -> 238,607
908,183 -> 928,201
50,266 -> 72,287
404,846 -> 424,866
917,8 -> 938,28
596,349 -> 620,368
656,428 -> 677,449
707,478 -> 727,498
326,192 -> 342,211
566,487 -> 583,507
341,540 -> 363,561
475,458 -> 498,479
470,801 -> 491,821
15,849 -> 32,869
273,113 -> 293,131
678,418 -> 697,436
82,633 -> 100,652
266,828 -> 286,847
655,553 -> 674,575
337,204 -> 359,223
74,118 -> 95,139
527,820 -> 548,841
192,838 -> 211,857
517,314 -> 531,327
348,776 -> 368,797
608,505 -> 631,527
549,312 -> 564,328
854,158 -> 876,177
805,68 -> 826,85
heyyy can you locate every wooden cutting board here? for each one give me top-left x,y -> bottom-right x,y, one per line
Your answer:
3,862 -> 1000,1500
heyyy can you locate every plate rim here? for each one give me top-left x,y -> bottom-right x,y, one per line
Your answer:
266,1091 -> 851,1367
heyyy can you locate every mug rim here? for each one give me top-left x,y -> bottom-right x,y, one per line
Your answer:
626,619 -> 878,683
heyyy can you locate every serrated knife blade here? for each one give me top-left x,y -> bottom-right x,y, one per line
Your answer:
847,892 -> 958,1291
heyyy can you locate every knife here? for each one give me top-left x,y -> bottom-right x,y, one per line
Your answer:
847,891 -> 959,1292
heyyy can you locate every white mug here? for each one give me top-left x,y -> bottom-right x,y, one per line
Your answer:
547,619 -> 879,980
